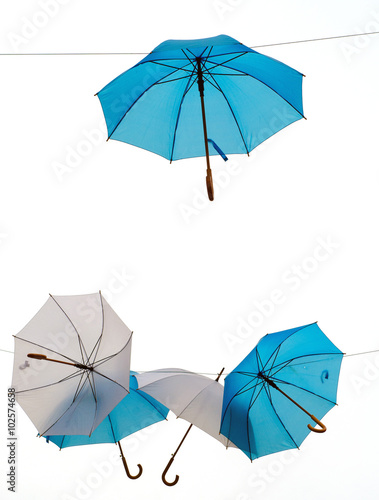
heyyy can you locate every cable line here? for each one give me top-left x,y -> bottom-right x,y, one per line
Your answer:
0,30 -> 378,56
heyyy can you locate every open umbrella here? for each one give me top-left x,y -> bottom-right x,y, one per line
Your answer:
96,34 -> 305,200
12,292 -> 132,437
44,372 -> 169,479
135,367 -> 234,486
220,323 -> 343,461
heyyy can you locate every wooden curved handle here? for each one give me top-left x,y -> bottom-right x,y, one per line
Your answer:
120,455 -> 143,479
27,353 -> 47,360
118,441 -> 143,479
206,169 -> 214,201
308,414 -> 327,433
162,456 -> 179,487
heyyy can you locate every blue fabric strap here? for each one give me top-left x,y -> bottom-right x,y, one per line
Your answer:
208,139 -> 228,161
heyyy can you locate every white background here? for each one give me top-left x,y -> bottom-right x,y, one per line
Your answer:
1,1 -> 379,499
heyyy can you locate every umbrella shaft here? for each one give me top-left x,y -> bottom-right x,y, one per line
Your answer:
260,374 -> 312,419
196,58 -> 211,172
27,354 -> 93,371
216,367 -> 225,382
171,423 -> 193,459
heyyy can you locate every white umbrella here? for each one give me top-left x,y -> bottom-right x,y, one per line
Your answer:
12,292 -> 132,437
135,367 -> 235,486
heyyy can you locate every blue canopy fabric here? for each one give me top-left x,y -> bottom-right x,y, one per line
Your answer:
45,372 -> 168,449
96,34 -> 304,162
220,323 -> 343,461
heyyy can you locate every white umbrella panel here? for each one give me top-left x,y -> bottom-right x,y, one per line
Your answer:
12,292 -> 132,437
135,368 -> 236,486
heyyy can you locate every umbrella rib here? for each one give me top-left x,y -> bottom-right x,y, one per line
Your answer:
15,336 -> 84,366
15,369 -> 86,394
269,376 -> 338,406
89,368 -> 130,393
155,74 -> 194,85
71,370 -> 88,402
40,375 -> 92,436
203,51 -> 250,73
92,334 -> 132,369
264,383 -> 300,449
260,323 -> 318,372
87,370 -> 99,436
107,414 -> 117,443
264,351 -> 343,379
87,291 -> 105,365
169,63 -> 198,162
208,59 -> 305,120
288,354 -> 344,367
50,294 -> 88,363
175,380 -> 215,419
133,385 -> 169,421
143,59 -> 194,74
220,374 -> 258,430
204,72 -> 250,77
136,370 -> 201,392
202,67 -> 249,155
107,66 -> 192,140
135,371 -> 197,394
245,380 -> 270,458
261,346 -> 282,376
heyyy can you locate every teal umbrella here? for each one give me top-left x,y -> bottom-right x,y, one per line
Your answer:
96,34 -> 305,200
220,323 -> 343,461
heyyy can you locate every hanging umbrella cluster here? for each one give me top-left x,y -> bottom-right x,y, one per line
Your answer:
134,323 -> 343,485
96,34 -> 305,200
10,35 -> 334,490
12,297 -> 342,486
11,292 -> 170,481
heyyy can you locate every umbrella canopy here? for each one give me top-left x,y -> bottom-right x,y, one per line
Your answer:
12,292 -> 132,437
135,368 -> 231,445
220,323 -> 343,461
44,372 -> 169,479
135,368 -> 234,485
96,34 -> 305,200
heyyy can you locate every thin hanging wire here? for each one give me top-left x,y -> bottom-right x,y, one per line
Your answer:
343,349 -> 379,358
3,348 -> 379,378
0,30 -> 378,56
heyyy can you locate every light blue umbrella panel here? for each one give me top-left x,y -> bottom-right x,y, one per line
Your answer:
96,34 -> 305,200
45,372 -> 169,479
220,323 -> 343,461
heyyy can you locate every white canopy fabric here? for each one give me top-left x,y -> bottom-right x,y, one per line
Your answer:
12,292 -> 132,436
135,368 -> 235,448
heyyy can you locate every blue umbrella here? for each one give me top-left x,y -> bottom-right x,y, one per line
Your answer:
220,323 -> 343,461
96,34 -> 305,200
45,372 -> 169,479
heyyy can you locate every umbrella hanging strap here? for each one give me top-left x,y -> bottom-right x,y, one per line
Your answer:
259,374 -> 326,433
208,139 -> 228,162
